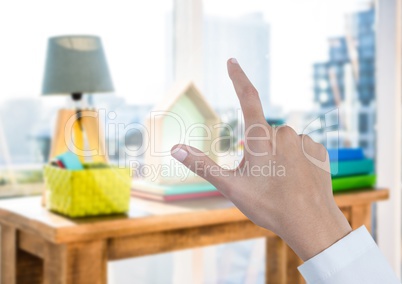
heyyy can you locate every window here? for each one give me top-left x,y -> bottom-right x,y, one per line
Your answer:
201,0 -> 376,158
0,0 -> 173,196
0,0 -> 377,186
0,0 -> 388,282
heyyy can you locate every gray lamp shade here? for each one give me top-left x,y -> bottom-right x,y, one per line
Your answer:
42,35 -> 114,95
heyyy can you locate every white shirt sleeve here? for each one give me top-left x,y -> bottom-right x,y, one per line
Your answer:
298,226 -> 400,284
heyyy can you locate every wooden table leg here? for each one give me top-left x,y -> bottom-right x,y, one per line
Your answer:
266,236 -> 287,284
1,224 -> 43,284
340,207 -> 351,223
44,240 -> 107,284
1,224 -> 16,284
350,204 -> 372,231
286,246 -> 305,284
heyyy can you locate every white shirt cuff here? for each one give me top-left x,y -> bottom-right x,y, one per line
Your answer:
298,226 -> 400,284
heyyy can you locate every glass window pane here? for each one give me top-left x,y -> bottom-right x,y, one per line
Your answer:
0,0 -> 173,196
203,0 -> 376,158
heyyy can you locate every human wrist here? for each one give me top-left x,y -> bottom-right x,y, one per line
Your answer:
282,207 -> 352,261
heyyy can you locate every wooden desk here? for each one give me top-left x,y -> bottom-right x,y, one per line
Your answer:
0,189 -> 388,284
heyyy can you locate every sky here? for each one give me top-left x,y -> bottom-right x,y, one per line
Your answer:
0,0 -> 371,113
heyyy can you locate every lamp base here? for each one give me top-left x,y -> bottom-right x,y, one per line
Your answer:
49,108 -> 108,163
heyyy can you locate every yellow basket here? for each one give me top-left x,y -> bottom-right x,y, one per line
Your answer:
44,164 -> 131,218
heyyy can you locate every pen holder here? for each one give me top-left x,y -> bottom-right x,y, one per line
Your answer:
44,164 -> 131,217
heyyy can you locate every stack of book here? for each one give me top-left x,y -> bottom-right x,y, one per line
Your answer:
131,180 -> 220,201
328,148 -> 376,192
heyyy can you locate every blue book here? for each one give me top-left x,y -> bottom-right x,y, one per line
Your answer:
56,152 -> 83,170
330,159 -> 374,177
327,148 -> 365,162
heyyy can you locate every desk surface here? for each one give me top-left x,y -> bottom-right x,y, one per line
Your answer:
0,189 -> 389,244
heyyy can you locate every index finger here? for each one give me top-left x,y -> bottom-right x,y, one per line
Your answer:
227,58 -> 268,128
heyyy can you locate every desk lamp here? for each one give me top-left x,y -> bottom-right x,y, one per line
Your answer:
42,35 -> 114,163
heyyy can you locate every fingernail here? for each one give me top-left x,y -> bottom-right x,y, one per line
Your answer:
172,148 -> 188,162
230,58 -> 238,64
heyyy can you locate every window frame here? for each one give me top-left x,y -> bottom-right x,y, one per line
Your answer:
375,0 -> 402,277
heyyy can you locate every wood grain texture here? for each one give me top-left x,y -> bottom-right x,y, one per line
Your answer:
19,231 -> 46,259
0,189 -> 388,244
44,240 -> 107,284
334,189 -> 388,207
340,207 -> 351,222
350,204 -> 372,231
1,224 -> 16,284
286,246 -> 305,284
266,236 -> 287,284
0,189 -> 389,284
109,220 -> 273,260
16,250 -> 43,284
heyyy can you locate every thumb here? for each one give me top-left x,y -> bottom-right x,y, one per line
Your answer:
170,144 -> 233,189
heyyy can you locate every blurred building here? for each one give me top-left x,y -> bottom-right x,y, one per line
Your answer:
349,9 -> 376,104
0,99 -> 44,165
312,7 -> 376,158
313,37 -> 348,108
